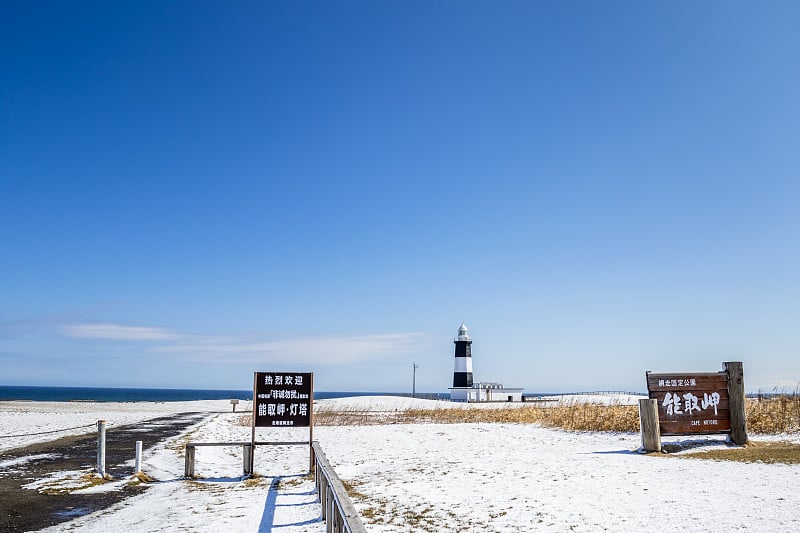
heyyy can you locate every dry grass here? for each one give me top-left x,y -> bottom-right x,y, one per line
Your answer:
314,408 -> 410,427
681,440 -> 800,464
313,403 -> 642,432
37,473 -> 109,495
243,474 -> 267,488
314,394 -> 800,435
745,395 -> 800,433
132,471 -> 155,483
401,404 -> 643,431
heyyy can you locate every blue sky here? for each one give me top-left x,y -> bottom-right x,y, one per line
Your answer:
2,1 -> 799,393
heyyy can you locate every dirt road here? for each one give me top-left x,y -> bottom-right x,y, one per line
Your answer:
0,412 -> 207,532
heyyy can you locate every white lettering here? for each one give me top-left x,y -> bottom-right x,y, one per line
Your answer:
683,392 -> 700,415
701,392 -> 720,416
662,392 -> 683,415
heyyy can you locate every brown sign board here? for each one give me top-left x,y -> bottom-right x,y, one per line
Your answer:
646,371 -> 731,436
253,372 -> 313,428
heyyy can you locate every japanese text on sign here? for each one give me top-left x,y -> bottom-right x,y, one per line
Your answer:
646,371 -> 731,435
661,391 -> 720,416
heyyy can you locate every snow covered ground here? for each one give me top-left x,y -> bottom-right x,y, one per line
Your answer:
0,399 -> 237,453
2,396 -> 799,532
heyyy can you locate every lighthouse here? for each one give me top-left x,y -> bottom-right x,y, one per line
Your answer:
448,323 -> 525,402
452,322 -> 473,388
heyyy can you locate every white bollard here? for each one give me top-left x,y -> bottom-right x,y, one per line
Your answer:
134,440 -> 143,473
97,420 -> 106,478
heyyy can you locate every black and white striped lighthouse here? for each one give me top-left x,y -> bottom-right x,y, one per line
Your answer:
452,322 -> 474,388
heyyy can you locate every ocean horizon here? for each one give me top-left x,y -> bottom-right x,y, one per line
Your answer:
0,385 -> 450,403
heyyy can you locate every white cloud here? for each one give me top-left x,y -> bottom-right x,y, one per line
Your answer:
59,322 -> 427,366
155,333 -> 427,365
61,323 -> 183,341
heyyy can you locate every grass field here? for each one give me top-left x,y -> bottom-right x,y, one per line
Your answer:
314,395 -> 800,433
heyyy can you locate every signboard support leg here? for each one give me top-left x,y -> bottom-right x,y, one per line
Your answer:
250,372 -> 257,477
638,399 -> 662,452
309,373 -> 315,474
725,361 -> 748,445
309,426 -> 314,474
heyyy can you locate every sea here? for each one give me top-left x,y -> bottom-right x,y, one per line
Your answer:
0,385 -> 448,403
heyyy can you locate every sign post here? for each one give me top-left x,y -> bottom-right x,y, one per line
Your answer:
645,361 -> 747,445
638,398 -> 662,452
251,371 -> 314,474
724,362 -> 747,445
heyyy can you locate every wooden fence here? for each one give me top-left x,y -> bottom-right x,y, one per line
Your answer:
311,441 -> 367,533
184,441 -> 253,478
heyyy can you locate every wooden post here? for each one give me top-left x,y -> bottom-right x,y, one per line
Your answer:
134,440 -> 142,474
97,420 -> 106,477
251,373 -> 257,475
184,445 -> 195,478
326,484 -> 334,533
309,373 -> 315,473
725,361 -> 748,445
309,424 -> 314,473
639,399 -> 662,452
243,444 -> 252,476
319,476 -> 324,519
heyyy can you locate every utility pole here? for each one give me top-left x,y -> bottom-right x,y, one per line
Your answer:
412,362 -> 419,398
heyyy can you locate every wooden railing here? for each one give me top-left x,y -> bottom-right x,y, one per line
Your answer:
311,441 -> 367,533
184,441 -> 253,478
183,440 -> 367,532
184,440 -> 308,478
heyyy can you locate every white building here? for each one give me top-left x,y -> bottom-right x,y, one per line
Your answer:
450,382 -> 525,403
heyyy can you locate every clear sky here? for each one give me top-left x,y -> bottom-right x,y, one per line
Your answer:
2,1 -> 799,393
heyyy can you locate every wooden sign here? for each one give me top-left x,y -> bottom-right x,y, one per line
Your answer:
641,362 -> 747,452
646,371 -> 730,436
253,372 -> 313,427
